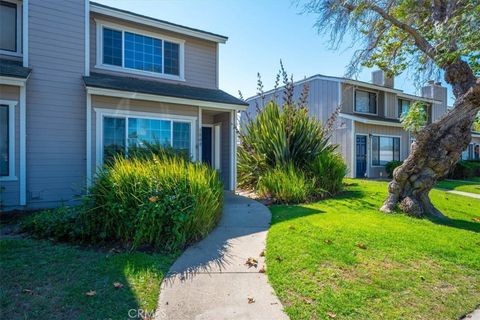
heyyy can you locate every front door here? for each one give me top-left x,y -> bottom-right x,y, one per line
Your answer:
356,135 -> 367,178
202,127 -> 213,166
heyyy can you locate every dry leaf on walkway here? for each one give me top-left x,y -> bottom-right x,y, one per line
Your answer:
356,243 -> 367,250
85,290 -> 96,297
245,257 -> 258,268
326,311 -> 337,318
259,265 -> 266,273
259,249 -> 265,257
247,297 -> 255,304
113,282 -> 124,289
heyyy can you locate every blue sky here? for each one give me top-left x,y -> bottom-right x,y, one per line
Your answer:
95,0 -> 453,103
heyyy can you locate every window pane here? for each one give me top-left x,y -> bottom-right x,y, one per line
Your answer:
371,136 -> 379,166
0,105 -> 9,176
173,122 -> 190,153
164,41 -> 180,75
0,2 -> 17,52
393,137 -> 400,161
398,99 -> 410,118
124,32 -> 162,73
379,137 -> 394,165
355,91 -> 369,113
128,118 -> 171,147
103,28 -> 122,66
103,117 -> 126,163
369,92 -> 377,114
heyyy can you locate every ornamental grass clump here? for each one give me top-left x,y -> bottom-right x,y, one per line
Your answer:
238,63 -> 347,203
22,152 -> 224,252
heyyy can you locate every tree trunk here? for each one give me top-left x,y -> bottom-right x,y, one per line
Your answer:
380,62 -> 480,218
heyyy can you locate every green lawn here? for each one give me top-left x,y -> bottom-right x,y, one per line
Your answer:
436,178 -> 480,194
0,239 -> 178,319
266,179 -> 480,320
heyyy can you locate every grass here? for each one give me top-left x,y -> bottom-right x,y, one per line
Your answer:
436,177 -> 480,194
266,179 -> 480,320
0,239 -> 178,319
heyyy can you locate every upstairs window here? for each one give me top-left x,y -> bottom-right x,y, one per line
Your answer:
398,99 -> 410,118
99,23 -> 183,79
0,1 -> 21,55
372,136 -> 400,166
355,90 -> 377,114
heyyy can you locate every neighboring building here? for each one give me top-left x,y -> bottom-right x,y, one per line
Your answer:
244,70 -> 465,179
0,0 -> 247,210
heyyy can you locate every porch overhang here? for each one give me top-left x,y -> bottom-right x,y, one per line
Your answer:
0,59 -> 31,86
339,113 -> 403,128
83,73 -> 248,111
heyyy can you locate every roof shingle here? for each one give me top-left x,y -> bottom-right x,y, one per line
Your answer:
0,59 -> 31,79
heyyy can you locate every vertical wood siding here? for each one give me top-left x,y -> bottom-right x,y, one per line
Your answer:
26,0 -> 86,208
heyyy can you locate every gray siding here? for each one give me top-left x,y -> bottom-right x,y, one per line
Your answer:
90,13 -> 218,89
244,78 -> 340,126
26,0 -> 86,208
385,92 -> 398,119
0,85 -> 20,208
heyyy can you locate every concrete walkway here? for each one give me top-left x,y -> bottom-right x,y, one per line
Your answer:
156,193 -> 289,320
445,189 -> 480,199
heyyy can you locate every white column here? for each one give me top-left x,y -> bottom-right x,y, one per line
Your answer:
198,107 -> 202,162
86,93 -> 92,188
19,86 -> 26,205
84,0 -> 90,76
230,110 -> 237,191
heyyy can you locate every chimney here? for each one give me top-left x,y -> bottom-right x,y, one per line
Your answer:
421,80 -> 448,122
371,70 -> 394,88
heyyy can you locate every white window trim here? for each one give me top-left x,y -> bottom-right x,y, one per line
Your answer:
0,0 -> 22,57
95,19 -> 185,81
94,108 -> 196,167
370,134 -> 402,167
0,100 -> 17,181
353,88 -> 378,116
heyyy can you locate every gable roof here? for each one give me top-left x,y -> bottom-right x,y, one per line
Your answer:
0,59 -> 31,79
83,73 -> 247,108
90,2 -> 228,43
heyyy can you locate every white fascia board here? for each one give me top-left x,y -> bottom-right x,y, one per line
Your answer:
86,87 -> 248,111
339,113 -> 403,128
397,92 -> 441,104
0,76 -> 27,87
90,4 -> 228,44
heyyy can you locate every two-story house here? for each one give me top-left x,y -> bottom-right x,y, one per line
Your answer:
244,70 -> 480,179
0,0 -> 247,210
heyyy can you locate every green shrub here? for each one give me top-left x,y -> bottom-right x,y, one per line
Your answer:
22,154 -> 224,252
21,206 -> 87,241
257,164 -> 314,203
448,160 -> 480,179
385,160 -> 404,179
310,152 -> 348,196
238,102 -> 334,190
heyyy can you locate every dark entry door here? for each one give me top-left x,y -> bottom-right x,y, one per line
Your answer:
202,127 -> 213,166
356,135 -> 367,178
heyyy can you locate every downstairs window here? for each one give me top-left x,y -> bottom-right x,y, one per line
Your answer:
372,136 -> 400,166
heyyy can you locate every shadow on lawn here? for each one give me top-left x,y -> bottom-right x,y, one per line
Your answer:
429,217 -> 480,233
0,238 -> 174,320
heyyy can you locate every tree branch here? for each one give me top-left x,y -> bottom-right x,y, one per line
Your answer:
342,1 -> 436,60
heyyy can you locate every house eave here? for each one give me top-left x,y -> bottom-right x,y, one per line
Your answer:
90,2 -> 228,44
0,75 -> 28,87
85,86 -> 248,111
339,113 -> 404,128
